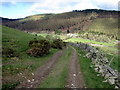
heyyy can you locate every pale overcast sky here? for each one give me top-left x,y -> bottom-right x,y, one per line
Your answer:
0,0 -> 119,19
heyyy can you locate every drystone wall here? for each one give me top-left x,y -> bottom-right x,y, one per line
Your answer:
69,42 -> 120,88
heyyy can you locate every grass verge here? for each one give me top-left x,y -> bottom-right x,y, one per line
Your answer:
94,46 -> 119,72
74,47 -> 114,88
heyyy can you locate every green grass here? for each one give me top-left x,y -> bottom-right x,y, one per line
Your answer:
87,18 -> 118,35
2,48 -> 58,89
98,46 -> 120,72
2,25 -> 44,52
2,82 -> 20,90
36,33 -> 48,37
2,48 -> 58,75
37,33 -> 67,40
2,25 -> 59,88
57,35 -> 67,39
98,46 -> 118,55
106,54 -> 120,72
40,46 -> 73,88
74,47 -> 114,88
65,38 -> 114,46
93,45 -> 119,72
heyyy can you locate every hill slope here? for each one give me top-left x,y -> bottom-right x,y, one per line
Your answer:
2,9 -> 119,33
88,18 -> 118,35
2,25 -> 41,52
19,14 -> 53,22
2,25 -> 59,89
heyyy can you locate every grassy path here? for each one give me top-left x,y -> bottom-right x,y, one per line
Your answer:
40,47 -> 72,88
40,46 -> 86,88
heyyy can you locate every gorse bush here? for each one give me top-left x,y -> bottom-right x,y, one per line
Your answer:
2,47 -> 18,57
29,39 -> 39,47
27,39 -> 51,57
29,39 -> 50,48
27,38 -> 67,56
27,47 -> 45,57
52,39 -> 66,49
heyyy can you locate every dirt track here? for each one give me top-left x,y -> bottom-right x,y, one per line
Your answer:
66,47 -> 86,88
16,49 -> 65,88
16,47 -> 86,88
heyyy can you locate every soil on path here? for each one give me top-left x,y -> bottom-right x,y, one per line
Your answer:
16,49 -> 65,88
66,47 -> 86,88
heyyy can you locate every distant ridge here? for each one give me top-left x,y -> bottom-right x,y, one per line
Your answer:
2,9 -> 119,33
0,17 -> 20,24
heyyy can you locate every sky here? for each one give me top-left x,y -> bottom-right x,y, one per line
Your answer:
0,0 -> 119,19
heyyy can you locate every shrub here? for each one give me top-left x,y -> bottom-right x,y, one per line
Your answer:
52,39 -> 66,49
46,34 -> 54,40
29,39 -> 38,47
2,47 -> 17,57
55,30 -> 62,35
27,39 -> 51,57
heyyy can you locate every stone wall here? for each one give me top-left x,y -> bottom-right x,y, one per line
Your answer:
69,42 -> 120,88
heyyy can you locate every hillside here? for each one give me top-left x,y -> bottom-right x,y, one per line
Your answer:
78,17 -> 119,41
87,18 -> 118,35
19,14 -> 53,22
2,25 -> 59,89
1,7 -> 120,89
2,9 -> 119,33
2,26 -> 116,89
2,25 -> 41,52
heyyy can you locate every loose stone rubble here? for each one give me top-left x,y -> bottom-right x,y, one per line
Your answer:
69,42 -> 120,88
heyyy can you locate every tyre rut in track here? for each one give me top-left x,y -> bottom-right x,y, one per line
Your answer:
66,47 -> 86,88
